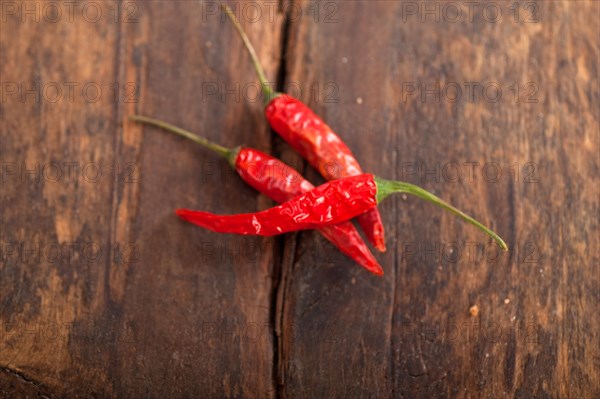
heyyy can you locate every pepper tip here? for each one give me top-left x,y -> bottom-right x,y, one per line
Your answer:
175,209 -> 190,219
375,241 -> 387,253
369,266 -> 384,276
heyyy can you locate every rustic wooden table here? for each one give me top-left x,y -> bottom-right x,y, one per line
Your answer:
2,1 -> 598,398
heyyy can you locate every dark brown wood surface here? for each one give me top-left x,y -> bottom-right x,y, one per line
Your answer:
1,1 -> 598,398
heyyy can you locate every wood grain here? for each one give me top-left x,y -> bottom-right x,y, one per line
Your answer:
1,1 -> 598,398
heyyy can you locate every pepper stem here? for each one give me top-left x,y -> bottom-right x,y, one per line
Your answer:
221,4 -> 280,104
129,115 -> 238,166
375,177 -> 508,250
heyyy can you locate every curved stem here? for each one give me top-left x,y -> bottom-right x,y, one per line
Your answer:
375,177 -> 508,250
221,4 -> 279,104
129,115 -> 238,165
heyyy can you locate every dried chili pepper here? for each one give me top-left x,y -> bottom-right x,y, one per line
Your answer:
130,115 -> 384,275
222,5 -> 387,252
176,173 -> 508,251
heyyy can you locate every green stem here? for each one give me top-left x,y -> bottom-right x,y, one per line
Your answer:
375,177 -> 508,250
129,115 -> 238,166
221,4 -> 280,104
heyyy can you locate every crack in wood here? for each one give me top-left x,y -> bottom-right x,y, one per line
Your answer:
0,367 -> 52,399
271,2 -> 294,398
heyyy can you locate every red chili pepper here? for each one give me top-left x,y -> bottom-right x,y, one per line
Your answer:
222,5 -> 387,252
265,95 -> 387,250
130,115 -> 384,275
176,174 -> 509,251
177,174 -> 377,235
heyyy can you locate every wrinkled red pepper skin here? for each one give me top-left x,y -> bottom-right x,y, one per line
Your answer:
234,149 -> 382,275
235,147 -> 314,204
177,173 -> 377,236
265,95 -> 386,252
265,96 -> 361,178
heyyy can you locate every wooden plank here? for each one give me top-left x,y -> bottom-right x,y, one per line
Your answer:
1,1 -> 123,397
275,1 -> 399,397
278,1 -> 599,398
1,1 -> 283,397
114,2 -> 283,397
